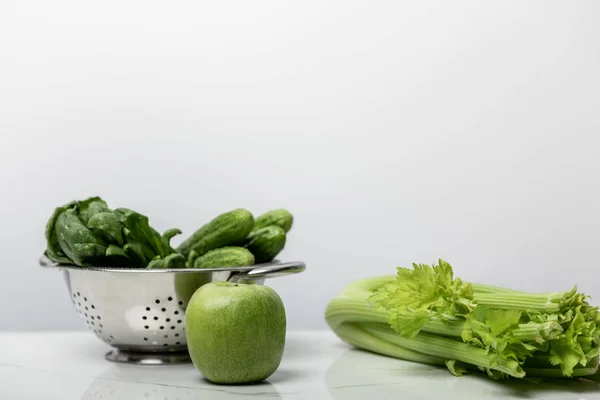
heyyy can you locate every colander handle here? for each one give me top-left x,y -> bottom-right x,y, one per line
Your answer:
228,261 -> 306,282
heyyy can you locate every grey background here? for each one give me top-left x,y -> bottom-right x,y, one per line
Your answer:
1,0 -> 599,331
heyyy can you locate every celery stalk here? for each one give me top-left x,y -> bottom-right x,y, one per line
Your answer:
424,318 -> 562,343
325,298 -> 389,329
471,283 -> 526,294
473,293 -> 562,313
327,287 -> 563,343
362,323 -> 526,378
511,321 -> 563,342
524,354 -> 598,378
325,259 -> 600,380
333,322 -> 446,366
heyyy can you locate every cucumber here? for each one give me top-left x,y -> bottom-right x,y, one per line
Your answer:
193,247 -> 255,269
253,209 -> 293,233
245,226 -> 286,263
177,209 -> 254,257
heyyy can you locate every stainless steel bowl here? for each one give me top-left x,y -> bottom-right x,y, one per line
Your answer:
39,254 -> 306,365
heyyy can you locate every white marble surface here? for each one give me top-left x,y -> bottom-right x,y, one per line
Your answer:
1,331 -> 600,400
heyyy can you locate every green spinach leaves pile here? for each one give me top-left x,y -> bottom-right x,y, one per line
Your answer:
45,197 -> 185,268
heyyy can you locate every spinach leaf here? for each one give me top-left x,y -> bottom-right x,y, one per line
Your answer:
147,253 -> 186,269
185,250 -> 199,269
123,242 -> 148,267
77,197 -> 109,225
164,253 -> 185,268
44,196 -> 181,268
88,211 -> 124,245
161,228 -> 182,254
104,244 -> 132,267
115,208 -> 164,257
55,209 -> 106,266
147,257 -> 165,269
45,205 -> 73,264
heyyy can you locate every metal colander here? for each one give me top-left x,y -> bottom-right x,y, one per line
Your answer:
39,254 -> 305,365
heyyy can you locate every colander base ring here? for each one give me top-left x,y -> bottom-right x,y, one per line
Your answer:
105,349 -> 191,365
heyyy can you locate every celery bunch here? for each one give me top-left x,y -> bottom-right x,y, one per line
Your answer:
325,260 -> 600,379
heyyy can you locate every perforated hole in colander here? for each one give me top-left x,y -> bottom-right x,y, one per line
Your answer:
72,290 -> 112,344
138,296 -> 186,347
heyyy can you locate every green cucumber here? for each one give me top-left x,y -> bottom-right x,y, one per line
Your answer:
177,209 -> 254,257
245,226 -> 286,263
193,247 -> 255,269
253,209 -> 293,233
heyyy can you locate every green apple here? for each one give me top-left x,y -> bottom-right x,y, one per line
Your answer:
185,281 -> 286,384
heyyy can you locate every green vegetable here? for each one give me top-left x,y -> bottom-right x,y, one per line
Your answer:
45,204 -> 75,264
115,208 -> 165,259
88,212 -> 124,245
253,209 -> 293,233
77,197 -> 109,225
123,242 -> 147,266
45,197 -> 180,268
193,247 -> 255,269
177,209 -> 254,257
105,244 -> 131,266
325,259 -> 600,380
147,253 -> 186,269
54,209 -> 107,266
245,226 -> 286,263
161,228 -> 182,254
186,250 -> 200,269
